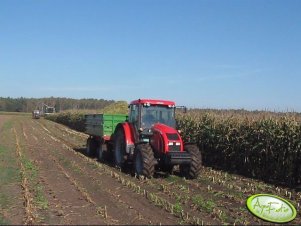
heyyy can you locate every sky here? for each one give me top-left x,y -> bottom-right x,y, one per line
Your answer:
0,0 -> 300,112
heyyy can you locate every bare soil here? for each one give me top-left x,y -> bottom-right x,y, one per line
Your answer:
0,114 -> 300,225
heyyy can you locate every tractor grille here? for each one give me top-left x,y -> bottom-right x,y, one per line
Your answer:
167,133 -> 179,140
168,143 -> 181,152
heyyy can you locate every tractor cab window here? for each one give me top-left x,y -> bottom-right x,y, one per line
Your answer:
129,104 -> 139,125
141,105 -> 176,129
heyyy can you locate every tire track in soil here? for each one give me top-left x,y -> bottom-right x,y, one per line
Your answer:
44,150 -> 117,224
0,116 -> 25,225
13,127 -> 36,224
32,119 -> 185,225
54,150 -> 185,225
35,119 -> 223,225
19,121 -> 72,225
19,120 -> 109,225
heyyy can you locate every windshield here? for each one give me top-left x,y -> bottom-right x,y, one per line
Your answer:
141,105 -> 176,129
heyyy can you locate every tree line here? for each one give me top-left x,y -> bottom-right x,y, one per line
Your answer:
0,97 -> 115,113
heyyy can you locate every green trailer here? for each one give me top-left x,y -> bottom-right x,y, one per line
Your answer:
84,114 -> 127,160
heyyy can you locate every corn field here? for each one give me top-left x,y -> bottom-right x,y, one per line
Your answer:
176,112 -> 301,187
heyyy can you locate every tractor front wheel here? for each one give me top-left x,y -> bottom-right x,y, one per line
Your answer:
180,145 -> 202,179
134,144 -> 155,178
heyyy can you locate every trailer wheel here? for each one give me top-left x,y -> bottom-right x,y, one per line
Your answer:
113,129 -> 126,168
96,144 -> 104,161
134,144 -> 155,178
86,138 -> 97,156
180,145 -> 202,179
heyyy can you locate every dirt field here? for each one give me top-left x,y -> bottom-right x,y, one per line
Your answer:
0,114 -> 300,225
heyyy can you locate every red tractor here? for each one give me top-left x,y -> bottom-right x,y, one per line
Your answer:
112,99 -> 202,179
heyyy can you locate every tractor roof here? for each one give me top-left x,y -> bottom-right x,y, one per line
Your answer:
130,99 -> 176,106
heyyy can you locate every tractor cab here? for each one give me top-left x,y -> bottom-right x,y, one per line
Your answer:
128,99 -> 176,137
129,99 -> 176,130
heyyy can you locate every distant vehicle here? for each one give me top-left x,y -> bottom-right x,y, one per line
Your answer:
42,104 -> 56,116
84,98 -> 202,179
44,107 -> 55,115
32,110 -> 41,119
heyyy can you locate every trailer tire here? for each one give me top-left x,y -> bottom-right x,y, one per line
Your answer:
113,129 -> 126,168
96,144 -> 104,161
134,144 -> 155,178
86,138 -> 97,156
180,145 -> 202,179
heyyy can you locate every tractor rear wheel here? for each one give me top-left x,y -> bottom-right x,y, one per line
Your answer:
113,129 -> 126,169
134,144 -> 155,178
180,145 -> 202,179
86,137 -> 97,156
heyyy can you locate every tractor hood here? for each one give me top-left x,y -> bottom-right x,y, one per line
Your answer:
151,123 -> 184,152
152,123 -> 178,135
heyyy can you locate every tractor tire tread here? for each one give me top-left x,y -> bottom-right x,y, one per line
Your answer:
135,144 -> 155,178
183,144 -> 202,179
114,129 -> 126,169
